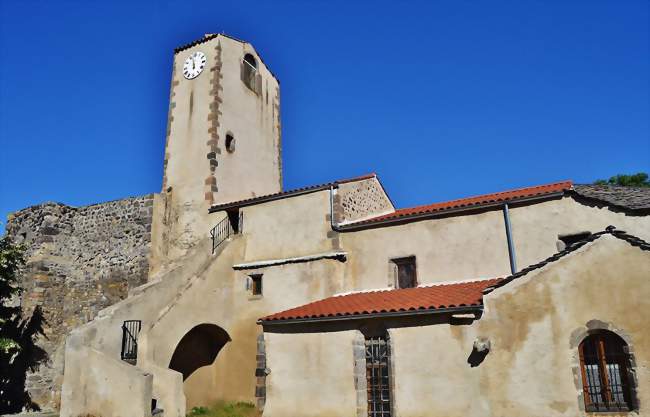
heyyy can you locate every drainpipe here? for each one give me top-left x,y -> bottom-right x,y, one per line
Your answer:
503,203 -> 517,275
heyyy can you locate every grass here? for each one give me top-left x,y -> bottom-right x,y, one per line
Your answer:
187,401 -> 260,417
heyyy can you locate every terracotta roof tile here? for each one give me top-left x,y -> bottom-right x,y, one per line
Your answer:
260,278 -> 501,323
347,181 -> 572,226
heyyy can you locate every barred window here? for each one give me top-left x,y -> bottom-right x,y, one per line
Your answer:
579,331 -> 636,412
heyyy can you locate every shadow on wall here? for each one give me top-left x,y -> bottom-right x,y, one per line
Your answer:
168,323 -> 231,381
0,306 -> 48,413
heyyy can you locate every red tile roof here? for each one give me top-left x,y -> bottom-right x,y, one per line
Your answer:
260,278 -> 502,323
346,180 -> 572,226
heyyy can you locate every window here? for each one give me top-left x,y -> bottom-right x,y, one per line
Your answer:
579,331 -> 636,412
391,257 -> 417,289
557,231 -> 591,251
225,133 -> 236,153
249,274 -> 263,296
365,333 -> 392,417
241,53 -> 258,92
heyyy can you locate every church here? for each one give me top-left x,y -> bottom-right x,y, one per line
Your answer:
6,34 -> 650,417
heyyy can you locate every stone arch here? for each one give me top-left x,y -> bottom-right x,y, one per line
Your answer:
168,323 -> 231,381
569,320 -> 639,413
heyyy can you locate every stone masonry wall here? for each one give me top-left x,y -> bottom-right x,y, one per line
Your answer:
4,194 -> 155,410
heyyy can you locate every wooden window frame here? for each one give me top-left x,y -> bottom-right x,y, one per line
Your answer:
578,331 -> 635,413
391,256 -> 417,289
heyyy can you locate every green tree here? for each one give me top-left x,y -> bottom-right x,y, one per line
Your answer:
594,172 -> 650,187
0,235 -> 46,412
0,236 -> 25,353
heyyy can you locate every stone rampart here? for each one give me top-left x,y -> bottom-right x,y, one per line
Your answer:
4,194 -> 155,410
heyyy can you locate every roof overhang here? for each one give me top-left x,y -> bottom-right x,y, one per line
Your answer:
258,305 -> 482,326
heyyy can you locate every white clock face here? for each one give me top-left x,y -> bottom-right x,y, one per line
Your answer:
183,51 -> 206,79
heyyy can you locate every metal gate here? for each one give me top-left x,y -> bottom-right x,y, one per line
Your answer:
120,320 -> 141,364
365,335 -> 392,417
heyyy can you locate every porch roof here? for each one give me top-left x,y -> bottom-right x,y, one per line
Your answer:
259,278 -> 501,324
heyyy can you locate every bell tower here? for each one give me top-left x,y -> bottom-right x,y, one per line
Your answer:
159,34 -> 282,259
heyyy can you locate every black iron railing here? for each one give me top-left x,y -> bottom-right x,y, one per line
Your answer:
121,320 -> 141,364
210,211 -> 243,254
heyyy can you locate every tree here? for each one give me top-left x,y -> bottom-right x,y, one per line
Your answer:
594,172 -> 650,188
0,236 -> 46,413
0,236 -> 24,353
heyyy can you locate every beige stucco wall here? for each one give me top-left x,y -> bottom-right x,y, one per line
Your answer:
263,331 -> 358,417
240,190 -> 334,261
60,345 -> 153,417
341,206 -> 512,289
263,236 -> 650,417
340,196 -> 650,291
509,196 -> 650,269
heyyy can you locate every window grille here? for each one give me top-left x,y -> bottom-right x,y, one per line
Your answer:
365,335 -> 392,417
121,320 -> 141,364
579,331 -> 635,412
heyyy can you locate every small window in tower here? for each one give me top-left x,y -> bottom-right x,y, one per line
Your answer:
225,133 -> 236,153
391,256 -> 417,289
241,53 -> 258,92
249,274 -> 263,296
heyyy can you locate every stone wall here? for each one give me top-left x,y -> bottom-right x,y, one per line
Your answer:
4,194 -> 155,410
337,177 -> 394,224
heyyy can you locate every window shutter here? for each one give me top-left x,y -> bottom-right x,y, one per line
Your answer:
579,343 -> 592,407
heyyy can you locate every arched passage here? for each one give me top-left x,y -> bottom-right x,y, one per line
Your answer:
168,323 -> 231,381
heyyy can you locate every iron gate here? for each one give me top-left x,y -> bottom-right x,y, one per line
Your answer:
365,335 -> 392,417
121,320 -> 141,364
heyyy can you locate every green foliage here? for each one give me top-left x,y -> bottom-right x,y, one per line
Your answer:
594,172 -> 650,187
187,401 -> 259,417
0,235 -> 25,354
0,235 -> 47,413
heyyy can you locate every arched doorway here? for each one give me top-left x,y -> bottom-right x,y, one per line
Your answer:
168,324 -> 231,408
169,323 -> 231,380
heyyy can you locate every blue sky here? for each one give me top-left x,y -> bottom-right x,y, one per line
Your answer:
1,0 -> 648,232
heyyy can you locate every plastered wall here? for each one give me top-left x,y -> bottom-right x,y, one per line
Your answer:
262,236 -> 650,417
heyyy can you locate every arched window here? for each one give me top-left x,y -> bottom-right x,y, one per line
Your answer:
579,331 -> 636,412
241,53 -> 258,92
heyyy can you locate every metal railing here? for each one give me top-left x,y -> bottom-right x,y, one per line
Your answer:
120,320 -> 141,365
210,211 -> 243,254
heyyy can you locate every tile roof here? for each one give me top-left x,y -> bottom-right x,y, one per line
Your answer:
572,184 -> 650,212
483,226 -> 650,294
259,278 -> 502,323
344,180 -> 572,227
209,173 -> 377,212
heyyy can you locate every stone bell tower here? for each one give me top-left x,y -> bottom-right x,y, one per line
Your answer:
156,34 -> 282,261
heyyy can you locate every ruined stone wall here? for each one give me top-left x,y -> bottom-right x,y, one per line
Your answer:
4,194 -> 155,410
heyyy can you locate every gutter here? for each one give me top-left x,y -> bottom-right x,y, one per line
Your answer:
257,305 -> 482,326
335,191 -> 565,231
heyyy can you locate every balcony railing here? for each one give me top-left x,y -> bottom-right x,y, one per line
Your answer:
210,211 -> 243,254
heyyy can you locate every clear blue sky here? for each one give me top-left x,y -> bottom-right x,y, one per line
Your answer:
1,0 -> 648,232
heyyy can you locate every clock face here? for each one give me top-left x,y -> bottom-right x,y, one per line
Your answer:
183,51 -> 206,79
